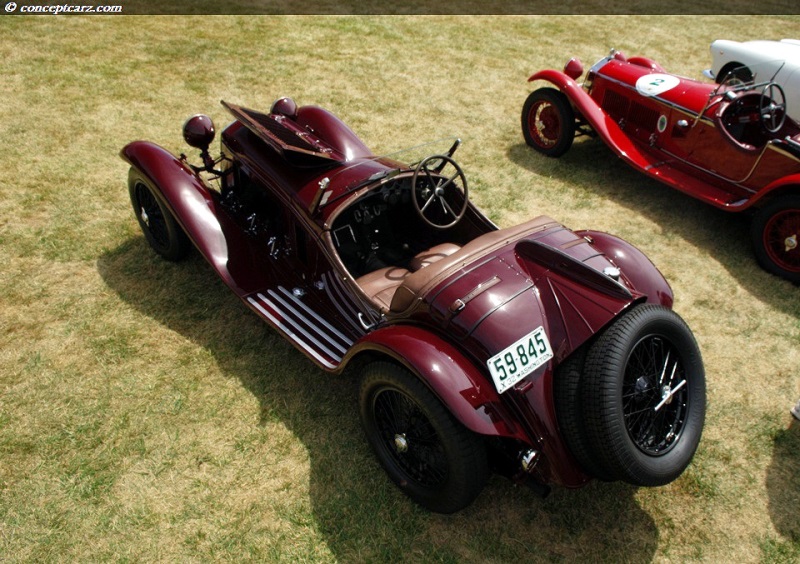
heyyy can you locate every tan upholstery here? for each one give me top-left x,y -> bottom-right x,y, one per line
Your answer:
390,216 -> 560,313
409,243 -> 462,271
354,243 -> 459,312
355,266 -> 411,312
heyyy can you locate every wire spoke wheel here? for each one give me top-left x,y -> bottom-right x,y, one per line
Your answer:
373,387 -> 448,487
762,208 -> 800,272
582,304 -> 705,486
133,181 -> 171,249
622,336 -> 687,455
521,87 -> 575,157
128,168 -> 190,262
528,100 -> 561,147
752,196 -> 800,282
359,362 -> 488,513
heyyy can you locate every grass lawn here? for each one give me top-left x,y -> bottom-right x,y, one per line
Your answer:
1,13 -> 799,562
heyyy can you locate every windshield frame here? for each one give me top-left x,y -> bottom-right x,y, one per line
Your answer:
320,136 -> 462,210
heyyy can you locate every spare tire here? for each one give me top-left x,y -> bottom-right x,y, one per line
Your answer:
554,348 -> 616,481
581,304 -> 705,486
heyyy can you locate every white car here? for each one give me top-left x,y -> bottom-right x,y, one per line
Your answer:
704,39 -> 800,118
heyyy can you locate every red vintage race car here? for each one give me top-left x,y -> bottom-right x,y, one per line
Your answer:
122,97 -> 705,513
522,50 -> 800,282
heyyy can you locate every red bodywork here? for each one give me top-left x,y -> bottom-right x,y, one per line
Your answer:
528,53 -> 800,211
122,99 -> 674,488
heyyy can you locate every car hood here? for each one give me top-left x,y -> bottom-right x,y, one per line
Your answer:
596,58 -> 715,114
421,227 -> 639,369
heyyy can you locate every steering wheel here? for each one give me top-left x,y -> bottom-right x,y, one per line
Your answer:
411,155 -> 469,230
760,82 -> 786,133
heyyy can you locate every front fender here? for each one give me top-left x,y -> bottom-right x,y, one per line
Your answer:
344,325 -> 530,444
121,140 -> 234,288
576,230 -> 674,308
527,69 -> 656,172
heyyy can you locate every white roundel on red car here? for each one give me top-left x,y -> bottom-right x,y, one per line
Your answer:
635,73 -> 680,97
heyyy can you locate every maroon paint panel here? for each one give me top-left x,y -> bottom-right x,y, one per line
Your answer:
348,324 -> 531,442
576,230 -> 674,308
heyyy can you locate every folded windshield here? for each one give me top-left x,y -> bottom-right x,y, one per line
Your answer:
321,137 -> 461,207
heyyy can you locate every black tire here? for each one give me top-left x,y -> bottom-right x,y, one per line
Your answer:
359,361 -> 488,513
521,87 -> 575,157
716,62 -> 752,85
128,168 -> 190,262
553,349 -> 616,481
582,304 -> 705,486
751,195 -> 800,283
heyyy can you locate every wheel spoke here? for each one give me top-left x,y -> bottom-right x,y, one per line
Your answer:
623,335 -> 688,455
658,350 -> 671,385
373,388 -> 447,487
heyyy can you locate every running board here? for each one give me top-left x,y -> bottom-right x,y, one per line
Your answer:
246,286 -> 354,370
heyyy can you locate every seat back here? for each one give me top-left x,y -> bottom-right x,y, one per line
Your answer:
355,266 -> 411,313
390,216 -> 559,313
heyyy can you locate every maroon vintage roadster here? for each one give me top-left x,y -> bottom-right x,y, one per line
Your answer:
523,51 -> 800,282
122,97 -> 705,513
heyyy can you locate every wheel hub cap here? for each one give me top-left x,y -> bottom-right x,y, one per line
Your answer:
785,234 -> 797,252
140,206 -> 150,227
393,433 -> 408,453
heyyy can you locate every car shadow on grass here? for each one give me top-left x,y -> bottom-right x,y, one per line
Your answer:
765,416 -> 800,557
507,139 -> 800,315
98,238 -> 659,561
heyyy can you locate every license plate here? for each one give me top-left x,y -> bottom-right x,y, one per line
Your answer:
487,326 -> 553,394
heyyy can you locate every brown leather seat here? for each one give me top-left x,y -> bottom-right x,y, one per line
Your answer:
354,244 -> 460,312
409,243 -> 462,271
390,216 -> 560,313
355,266 -> 411,313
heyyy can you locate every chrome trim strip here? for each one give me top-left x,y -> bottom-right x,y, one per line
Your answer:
247,296 -> 337,370
262,291 -> 346,358
275,286 -> 352,349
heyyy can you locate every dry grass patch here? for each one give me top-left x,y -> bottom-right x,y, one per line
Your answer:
1,14 -> 799,562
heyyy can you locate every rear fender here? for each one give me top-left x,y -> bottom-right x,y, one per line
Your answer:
576,230 -> 674,308
750,175 -> 800,206
345,325 -> 530,444
527,69 -> 656,171
121,140 -> 232,283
